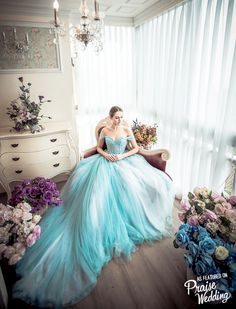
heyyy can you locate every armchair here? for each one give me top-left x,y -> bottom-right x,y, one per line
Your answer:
80,117 -> 171,178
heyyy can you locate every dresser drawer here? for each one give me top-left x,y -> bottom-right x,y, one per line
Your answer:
0,145 -> 70,167
0,133 -> 67,153
2,157 -> 73,181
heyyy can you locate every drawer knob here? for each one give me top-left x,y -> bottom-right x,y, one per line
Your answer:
15,170 -> 23,174
52,151 -> 59,155
11,143 -> 19,148
53,163 -> 60,167
12,157 -> 20,161
50,138 -> 57,143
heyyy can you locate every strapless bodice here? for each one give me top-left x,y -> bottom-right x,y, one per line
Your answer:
105,136 -> 133,154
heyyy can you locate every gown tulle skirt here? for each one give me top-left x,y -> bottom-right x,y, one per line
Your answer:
13,150 -> 174,308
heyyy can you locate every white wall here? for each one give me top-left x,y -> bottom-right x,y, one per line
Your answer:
0,15 -> 78,193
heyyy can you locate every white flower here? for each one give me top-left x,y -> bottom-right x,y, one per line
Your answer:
13,242 -> 26,256
0,227 -> 10,243
22,211 -> 32,221
0,244 -> 7,257
9,253 -> 22,265
215,246 -> 229,260
16,202 -> 32,212
32,214 -> 41,224
0,203 -> 7,215
3,246 -> 15,259
3,209 -> 13,221
0,215 -> 5,226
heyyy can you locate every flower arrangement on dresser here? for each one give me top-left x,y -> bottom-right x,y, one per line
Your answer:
174,187 -> 236,295
8,177 -> 62,214
0,202 -> 42,265
6,77 -> 52,134
131,119 -> 158,150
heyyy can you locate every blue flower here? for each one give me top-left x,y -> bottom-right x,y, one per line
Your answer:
184,253 -> 193,268
199,237 -> 216,255
193,259 -> 208,275
188,241 -> 199,257
175,229 -> 190,248
179,224 -> 190,231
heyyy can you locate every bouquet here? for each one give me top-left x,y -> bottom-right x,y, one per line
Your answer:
6,77 -> 52,133
0,202 -> 41,265
174,223 -> 236,293
177,187 -> 236,243
8,177 -> 62,214
132,119 -> 158,150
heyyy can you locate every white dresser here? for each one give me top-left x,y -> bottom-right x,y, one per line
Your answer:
0,122 -> 78,198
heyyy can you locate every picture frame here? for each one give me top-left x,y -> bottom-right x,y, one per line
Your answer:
0,21 -> 62,73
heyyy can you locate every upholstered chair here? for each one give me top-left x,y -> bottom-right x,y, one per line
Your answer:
80,117 -> 171,177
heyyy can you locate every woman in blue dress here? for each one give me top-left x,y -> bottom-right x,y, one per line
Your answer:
13,106 -> 174,308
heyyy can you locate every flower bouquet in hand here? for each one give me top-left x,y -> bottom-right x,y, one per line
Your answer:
6,77 -> 52,133
132,119 -> 158,150
8,177 -> 62,215
0,202 -> 41,265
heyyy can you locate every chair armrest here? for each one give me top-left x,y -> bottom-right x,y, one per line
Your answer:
80,146 -> 97,159
138,148 -> 170,172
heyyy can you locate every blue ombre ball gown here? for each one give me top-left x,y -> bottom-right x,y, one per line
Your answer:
13,135 -> 174,308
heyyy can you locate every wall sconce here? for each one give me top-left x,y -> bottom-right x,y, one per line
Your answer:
1,27 -> 29,58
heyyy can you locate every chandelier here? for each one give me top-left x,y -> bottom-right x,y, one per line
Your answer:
50,0 -> 66,43
1,28 -> 30,59
73,0 -> 104,53
52,0 -> 104,53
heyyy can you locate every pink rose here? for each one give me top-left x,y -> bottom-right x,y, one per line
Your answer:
180,200 -> 191,211
214,196 -> 226,203
205,209 -> 217,221
178,212 -> 185,222
229,195 -> 236,206
188,215 -> 199,226
0,244 -> 7,257
16,202 -> 31,212
214,204 -> 225,215
13,242 -> 26,256
3,246 -> 15,259
33,225 -> 41,240
211,192 -> 220,199
222,202 -> 232,210
26,233 -> 37,247
225,210 -> 236,224
22,211 -> 32,221
193,187 -> 201,197
9,253 -> 22,265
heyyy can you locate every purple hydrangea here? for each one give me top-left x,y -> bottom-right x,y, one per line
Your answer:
8,177 -> 62,213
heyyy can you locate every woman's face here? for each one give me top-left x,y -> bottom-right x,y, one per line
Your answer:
111,111 -> 123,126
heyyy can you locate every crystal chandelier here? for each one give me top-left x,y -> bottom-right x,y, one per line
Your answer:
49,0 -> 66,43
72,0 -> 104,53
1,28 -> 30,59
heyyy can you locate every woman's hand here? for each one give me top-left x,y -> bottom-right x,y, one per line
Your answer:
114,154 -> 124,161
104,153 -> 117,161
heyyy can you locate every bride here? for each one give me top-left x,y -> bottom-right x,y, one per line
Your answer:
13,106 -> 174,308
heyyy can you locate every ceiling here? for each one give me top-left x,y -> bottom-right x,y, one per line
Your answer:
0,0 -> 185,26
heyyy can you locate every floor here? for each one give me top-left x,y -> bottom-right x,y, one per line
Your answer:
0,185 -> 235,309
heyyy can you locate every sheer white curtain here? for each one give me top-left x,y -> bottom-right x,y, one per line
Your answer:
73,26 -> 136,151
136,0 -> 236,194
